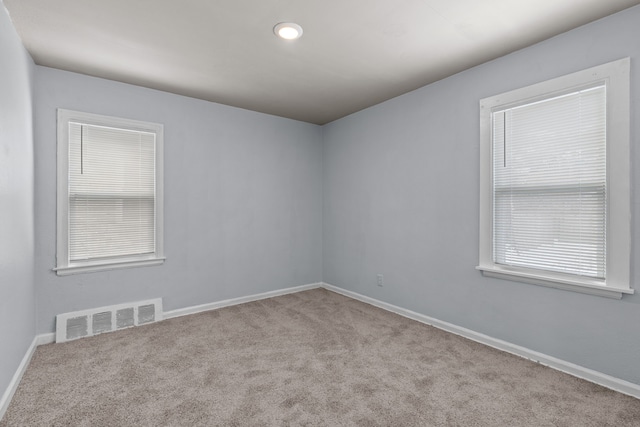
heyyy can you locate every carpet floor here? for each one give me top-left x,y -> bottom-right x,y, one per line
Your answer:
1,288 -> 639,426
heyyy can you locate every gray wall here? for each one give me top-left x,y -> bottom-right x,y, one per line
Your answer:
323,6 -> 640,385
34,67 -> 323,333
0,0 -> 36,401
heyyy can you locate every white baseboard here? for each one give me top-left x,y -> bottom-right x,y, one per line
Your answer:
321,283 -> 640,400
0,332 -> 53,421
163,282 -> 323,320
35,333 -> 55,346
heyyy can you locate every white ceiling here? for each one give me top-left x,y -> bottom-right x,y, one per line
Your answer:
4,0 -> 639,125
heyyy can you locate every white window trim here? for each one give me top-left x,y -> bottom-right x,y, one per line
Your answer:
55,109 -> 165,276
477,58 -> 632,299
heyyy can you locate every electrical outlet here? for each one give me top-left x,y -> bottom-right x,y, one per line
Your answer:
377,274 -> 384,287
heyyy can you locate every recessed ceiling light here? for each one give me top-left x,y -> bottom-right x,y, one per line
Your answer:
274,22 -> 303,40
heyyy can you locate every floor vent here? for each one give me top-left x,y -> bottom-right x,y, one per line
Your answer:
55,298 -> 163,343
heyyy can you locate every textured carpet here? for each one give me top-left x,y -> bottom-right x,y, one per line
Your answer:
2,288 -> 639,426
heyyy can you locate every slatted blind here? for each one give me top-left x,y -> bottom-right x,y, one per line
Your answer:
68,122 -> 156,262
492,85 -> 606,279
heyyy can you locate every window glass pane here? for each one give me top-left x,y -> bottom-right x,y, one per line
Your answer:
68,122 -> 156,262
492,85 -> 606,278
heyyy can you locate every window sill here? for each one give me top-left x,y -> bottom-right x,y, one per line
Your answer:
476,265 -> 633,299
54,257 -> 165,276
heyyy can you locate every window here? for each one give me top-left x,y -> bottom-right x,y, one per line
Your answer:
56,110 -> 164,275
477,58 -> 631,298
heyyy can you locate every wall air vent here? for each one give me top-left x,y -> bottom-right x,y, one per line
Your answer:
55,298 -> 163,343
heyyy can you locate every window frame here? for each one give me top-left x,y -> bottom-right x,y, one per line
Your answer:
477,58 -> 632,299
55,109 -> 165,276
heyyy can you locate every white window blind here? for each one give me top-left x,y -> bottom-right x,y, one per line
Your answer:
68,123 -> 157,262
492,85 -> 606,279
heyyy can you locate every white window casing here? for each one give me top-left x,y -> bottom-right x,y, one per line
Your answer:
477,58 -> 631,299
56,110 -> 165,275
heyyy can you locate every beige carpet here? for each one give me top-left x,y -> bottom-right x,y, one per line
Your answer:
2,288 -> 639,426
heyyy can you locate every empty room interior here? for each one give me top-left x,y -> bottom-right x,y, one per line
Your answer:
2,0 -> 640,424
